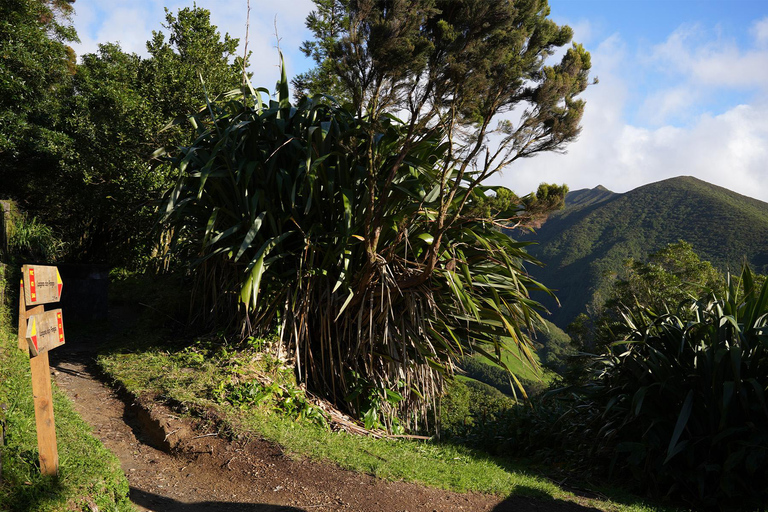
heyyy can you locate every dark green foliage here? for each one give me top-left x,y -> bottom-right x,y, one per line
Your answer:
602,241 -> 723,319
7,212 -> 63,262
567,241 -> 726,353
524,176 -> 768,328
161,68 -> 554,430
0,3 -> 244,267
297,0 -> 590,135
511,266 -> 768,508
143,6 -> 245,125
439,377 -> 516,443
53,43 -> 160,264
292,0 -> 351,103
0,0 -> 77,214
533,319 -> 575,374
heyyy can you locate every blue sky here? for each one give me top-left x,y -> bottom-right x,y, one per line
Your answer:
69,0 -> 768,201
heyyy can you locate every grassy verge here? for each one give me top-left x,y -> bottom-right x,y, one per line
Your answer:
97,335 -> 664,512
0,309 -> 133,511
473,349 -> 556,384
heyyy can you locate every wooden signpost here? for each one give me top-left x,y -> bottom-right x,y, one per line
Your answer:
18,264 -> 65,476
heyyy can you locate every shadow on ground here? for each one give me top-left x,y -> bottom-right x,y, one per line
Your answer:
491,486 -> 603,512
130,487 -> 307,511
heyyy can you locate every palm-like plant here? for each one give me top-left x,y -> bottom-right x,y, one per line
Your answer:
574,266 -> 768,506
160,68 -> 550,430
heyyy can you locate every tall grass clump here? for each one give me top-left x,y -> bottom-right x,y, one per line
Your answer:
8,212 -> 64,262
159,66 -> 551,431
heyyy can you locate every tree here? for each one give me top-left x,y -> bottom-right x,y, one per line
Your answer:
1,5 -> 246,267
0,0 -> 77,208
292,0 -> 351,102
466,183 -> 569,229
162,67 -> 557,429
55,42 -> 160,264
296,0 -> 591,295
608,241 -> 723,313
142,6 -> 245,127
58,6 -> 245,266
567,241 -> 725,354
162,0 -> 590,430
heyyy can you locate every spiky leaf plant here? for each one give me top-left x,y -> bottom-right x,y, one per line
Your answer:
160,68 -> 550,430
551,265 -> 768,507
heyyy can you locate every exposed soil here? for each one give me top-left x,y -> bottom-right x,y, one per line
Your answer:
48,315 -> 602,512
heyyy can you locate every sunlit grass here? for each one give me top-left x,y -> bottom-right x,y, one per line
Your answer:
98,338 -> 665,512
0,312 -> 133,512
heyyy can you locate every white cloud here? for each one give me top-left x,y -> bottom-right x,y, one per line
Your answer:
69,0 -> 315,91
488,30 -> 768,203
650,23 -> 768,90
752,16 -> 768,47
638,86 -> 699,126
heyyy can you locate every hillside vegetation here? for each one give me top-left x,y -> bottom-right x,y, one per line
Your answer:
523,176 -> 768,328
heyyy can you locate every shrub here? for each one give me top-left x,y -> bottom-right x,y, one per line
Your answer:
514,266 -> 768,508
458,356 -> 547,398
7,212 -> 63,262
439,378 -> 517,447
160,64 -> 550,431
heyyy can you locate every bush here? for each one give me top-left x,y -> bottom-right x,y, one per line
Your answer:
7,212 -> 63,262
533,319 -> 576,374
511,266 -> 768,508
160,64 -> 549,431
439,378 -> 517,448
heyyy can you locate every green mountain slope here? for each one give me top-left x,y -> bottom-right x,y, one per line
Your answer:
522,176 -> 768,329
563,184 -> 617,208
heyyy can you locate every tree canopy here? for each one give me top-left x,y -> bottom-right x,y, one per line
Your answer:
0,0 -> 77,211
295,0 -> 591,292
0,3 -> 244,266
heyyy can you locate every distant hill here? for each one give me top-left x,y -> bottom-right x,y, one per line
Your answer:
520,176 -> 768,329
563,185 -> 617,208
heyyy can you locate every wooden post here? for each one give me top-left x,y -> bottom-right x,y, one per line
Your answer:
18,265 -> 63,476
29,351 -> 58,475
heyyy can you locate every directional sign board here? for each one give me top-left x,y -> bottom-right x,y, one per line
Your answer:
25,309 -> 65,357
22,265 -> 62,306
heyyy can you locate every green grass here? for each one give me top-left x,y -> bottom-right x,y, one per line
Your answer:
97,336 -> 664,512
0,312 -> 134,511
474,347 -> 554,384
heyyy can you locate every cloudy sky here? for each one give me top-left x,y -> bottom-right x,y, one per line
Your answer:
69,0 -> 768,201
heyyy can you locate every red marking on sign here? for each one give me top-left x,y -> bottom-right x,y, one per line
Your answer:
29,268 -> 37,302
56,270 -> 63,297
57,312 -> 64,343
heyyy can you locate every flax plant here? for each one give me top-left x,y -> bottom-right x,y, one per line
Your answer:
555,265 -> 768,506
160,67 -> 550,430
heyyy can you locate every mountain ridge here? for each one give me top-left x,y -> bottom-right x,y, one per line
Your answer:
521,176 -> 768,329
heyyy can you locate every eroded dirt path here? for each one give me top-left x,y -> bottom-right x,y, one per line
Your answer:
49,325 -> 600,512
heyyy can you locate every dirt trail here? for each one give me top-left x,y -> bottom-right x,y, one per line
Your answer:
48,318 -> 600,512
